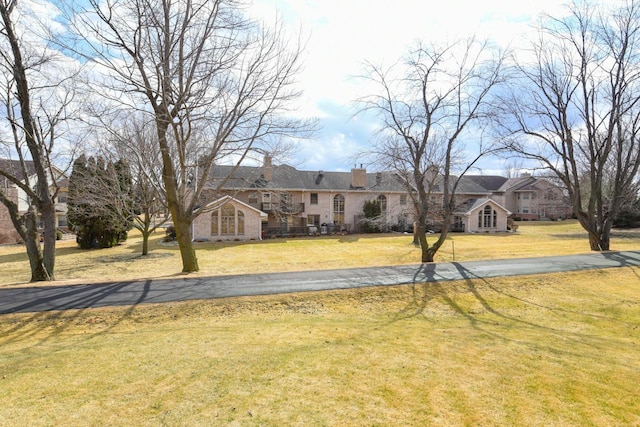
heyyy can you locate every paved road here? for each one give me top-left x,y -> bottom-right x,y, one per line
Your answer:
1,251 -> 639,314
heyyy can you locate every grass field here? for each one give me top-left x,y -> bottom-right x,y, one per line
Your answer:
1,221 -> 639,425
1,219 -> 639,287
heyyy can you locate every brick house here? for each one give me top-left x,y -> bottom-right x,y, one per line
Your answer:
191,158 -> 573,241
203,158 -> 414,238
0,159 -> 68,244
192,195 -> 267,241
464,174 -> 573,221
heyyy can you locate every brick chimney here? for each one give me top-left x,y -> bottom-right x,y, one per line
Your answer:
351,167 -> 366,188
263,155 -> 273,182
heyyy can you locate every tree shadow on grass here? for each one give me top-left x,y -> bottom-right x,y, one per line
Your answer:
389,261 -> 636,356
0,279 -> 153,351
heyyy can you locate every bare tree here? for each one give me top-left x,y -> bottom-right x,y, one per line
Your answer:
0,0 -> 78,281
499,0 -> 640,251
358,37 -> 506,262
65,0 -> 311,272
106,116 -> 169,255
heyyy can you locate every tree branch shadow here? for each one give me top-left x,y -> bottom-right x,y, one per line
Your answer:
0,280 -> 153,351
388,261 -> 635,356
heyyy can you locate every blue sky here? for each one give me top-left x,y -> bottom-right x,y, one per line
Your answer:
250,0 -> 575,174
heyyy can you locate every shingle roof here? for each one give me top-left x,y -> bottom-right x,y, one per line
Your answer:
463,175 -> 509,192
0,159 -> 36,183
454,197 -> 511,215
207,164 -> 408,192
206,162 -> 555,199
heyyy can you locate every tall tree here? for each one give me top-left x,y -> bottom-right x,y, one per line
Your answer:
358,37 -> 506,262
66,0 -> 311,272
0,0 -> 73,281
499,0 -> 640,251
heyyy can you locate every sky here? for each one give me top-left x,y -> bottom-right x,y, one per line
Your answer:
250,0 -> 573,174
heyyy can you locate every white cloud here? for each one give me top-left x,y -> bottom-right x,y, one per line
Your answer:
249,1 -> 583,173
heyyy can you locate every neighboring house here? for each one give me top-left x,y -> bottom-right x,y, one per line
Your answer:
192,195 -> 267,241
192,158 -> 573,240
204,157 -> 414,238
0,159 -> 68,244
497,174 -> 573,221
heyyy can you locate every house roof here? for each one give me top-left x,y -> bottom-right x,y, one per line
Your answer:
206,162 -> 563,199
196,195 -> 267,217
462,175 -> 509,192
0,159 -> 36,183
455,198 -> 511,216
206,164 -> 408,193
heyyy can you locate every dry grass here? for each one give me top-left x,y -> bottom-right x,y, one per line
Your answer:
1,219 -> 639,287
1,268 -> 639,426
1,220 -> 639,425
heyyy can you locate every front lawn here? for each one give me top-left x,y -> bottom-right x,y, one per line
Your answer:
1,269 -> 639,425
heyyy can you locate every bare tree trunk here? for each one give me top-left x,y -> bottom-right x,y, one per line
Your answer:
416,225 -> 430,262
39,200 -> 56,278
140,214 -> 151,256
141,233 -> 149,256
174,216 -> 198,272
157,121 -> 199,272
0,194 -> 50,281
0,2 -> 56,281
24,207 -> 50,281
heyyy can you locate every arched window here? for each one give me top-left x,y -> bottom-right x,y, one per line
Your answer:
211,210 -> 218,235
221,204 -> 235,235
478,205 -> 498,229
483,205 -> 492,228
333,194 -> 345,224
377,195 -> 387,214
238,210 -> 245,235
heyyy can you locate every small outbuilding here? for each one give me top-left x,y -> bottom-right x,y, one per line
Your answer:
192,195 -> 267,241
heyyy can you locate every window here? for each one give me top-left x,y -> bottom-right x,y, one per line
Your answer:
377,195 -> 387,214
400,194 -> 407,205
310,193 -> 318,205
238,210 -> 244,235
308,214 -> 320,226
333,194 -> 345,224
523,193 -> 530,200
211,211 -> 218,235
483,206 -> 492,228
248,193 -> 258,204
262,193 -> 271,210
58,215 -> 68,227
478,205 -> 497,229
221,205 -> 235,235
57,192 -> 67,203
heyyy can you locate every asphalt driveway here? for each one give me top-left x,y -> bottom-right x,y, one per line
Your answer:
1,250 -> 639,314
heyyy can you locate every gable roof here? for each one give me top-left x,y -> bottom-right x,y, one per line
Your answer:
195,195 -> 268,217
455,198 -> 511,216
